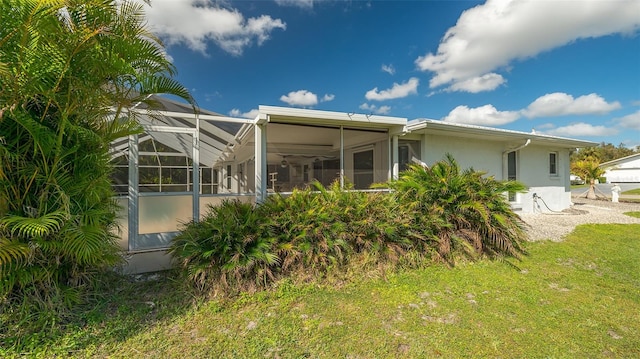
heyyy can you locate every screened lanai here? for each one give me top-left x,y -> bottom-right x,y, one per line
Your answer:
109,96 -> 254,267
110,101 -> 411,273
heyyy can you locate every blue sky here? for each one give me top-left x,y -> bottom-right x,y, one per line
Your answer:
141,0 -> 640,149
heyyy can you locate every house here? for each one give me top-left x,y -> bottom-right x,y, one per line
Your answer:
599,153 -> 640,183
110,99 -> 596,273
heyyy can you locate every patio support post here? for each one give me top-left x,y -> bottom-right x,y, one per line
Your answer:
392,134 -> 399,180
127,133 -> 139,252
340,126 -> 344,189
192,115 -> 200,222
388,134 -> 392,180
255,122 -> 267,203
421,134 -> 428,165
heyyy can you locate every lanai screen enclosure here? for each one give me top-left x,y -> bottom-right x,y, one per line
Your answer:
111,99 -> 409,273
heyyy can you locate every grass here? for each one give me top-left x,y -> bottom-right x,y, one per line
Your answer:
2,224 -> 639,358
624,212 -> 640,218
623,188 -> 640,195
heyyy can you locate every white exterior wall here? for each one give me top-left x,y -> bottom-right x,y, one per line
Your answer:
421,134 -> 505,178
421,134 -> 573,213
518,145 -> 572,213
603,157 -> 640,183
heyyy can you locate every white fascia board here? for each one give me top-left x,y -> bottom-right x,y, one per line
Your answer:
259,105 -> 407,127
408,119 -> 597,148
123,108 -> 254,125
599,153 -> 640,168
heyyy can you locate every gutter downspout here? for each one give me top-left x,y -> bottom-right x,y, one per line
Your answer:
502,139 -> 531,179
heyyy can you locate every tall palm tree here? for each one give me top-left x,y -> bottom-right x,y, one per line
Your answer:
0,0 -> 193,314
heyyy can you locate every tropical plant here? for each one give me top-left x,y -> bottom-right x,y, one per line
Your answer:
261,181 -> 424,276
260,183 -> 351,275
0,0 -> 192,324
571,157 -> 606,199
171,181 -> 436,292
169,200 -> 278,293
385,154 -> 528,262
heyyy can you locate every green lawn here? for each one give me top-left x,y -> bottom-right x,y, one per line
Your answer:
623,188 -> 640,195
3,224 -> 639,358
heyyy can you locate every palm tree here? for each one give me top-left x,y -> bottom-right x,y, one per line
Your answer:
571,157 -> 605,200
0,0 -> 193,316
386,154 -> 527,261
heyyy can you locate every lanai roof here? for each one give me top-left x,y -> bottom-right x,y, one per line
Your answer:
109,95 -> 250,166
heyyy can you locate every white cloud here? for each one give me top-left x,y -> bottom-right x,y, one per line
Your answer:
615,110 -> 640,130
522,93 -> 621,118
321,94 -> 335,102
141,0 -> 286,56
365,77 -> 419,101
445,73 -> 505,93
359,103 -> 391,115
443,105 -> 520,126
416,0 -> 640,92
543,122 -> 619,137
275,0 -> 315,8
280,90 -> 318,107
381,64 -> 395,75
229,108 -> 259,119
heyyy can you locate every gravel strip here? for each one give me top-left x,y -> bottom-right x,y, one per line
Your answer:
520,198 -> 640,242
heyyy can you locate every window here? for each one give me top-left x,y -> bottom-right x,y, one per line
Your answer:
237,163 -> 245,192
201,168 -> 219,194
399,145 -> 409,172
507,151 -> 517,202
549,152 -> 558,176
226,164 -> 232,190
353,149 -> 374,189
398,140 -> 420,172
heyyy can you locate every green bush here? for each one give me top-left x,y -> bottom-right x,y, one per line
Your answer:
169,200 -> 278,292
261,182 -> 427,275
171,156 -> 527,293
0,0 -> 192,331
387,154 -> 528,261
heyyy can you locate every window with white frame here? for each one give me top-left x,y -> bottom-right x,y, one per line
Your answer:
226,164 -> 232,190
549,152 -> 558,176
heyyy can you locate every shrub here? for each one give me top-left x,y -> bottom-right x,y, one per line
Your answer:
169,200 -> 278,293
261,182 -> 426,275
387,154 -> 528,261
172,182 -> 438,291
171,156 -> 528,293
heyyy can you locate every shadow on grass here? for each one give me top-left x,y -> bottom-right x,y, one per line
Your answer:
1,270 -> 198,357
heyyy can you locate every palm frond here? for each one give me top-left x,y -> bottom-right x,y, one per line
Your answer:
1,211 -> 68,239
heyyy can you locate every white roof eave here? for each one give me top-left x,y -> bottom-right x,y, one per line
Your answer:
408,119 -> 597,148
259,105 -> 407,128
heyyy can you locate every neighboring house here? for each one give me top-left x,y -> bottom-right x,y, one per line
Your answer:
599,153 -> 640,183
110,100 -> 595,273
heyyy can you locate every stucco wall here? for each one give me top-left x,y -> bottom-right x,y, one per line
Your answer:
420,135 -> 573,213
518,145 -> 572,212
421,134 -> 505,177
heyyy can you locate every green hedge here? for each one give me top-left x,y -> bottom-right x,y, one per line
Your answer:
170,155 -> 528,293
